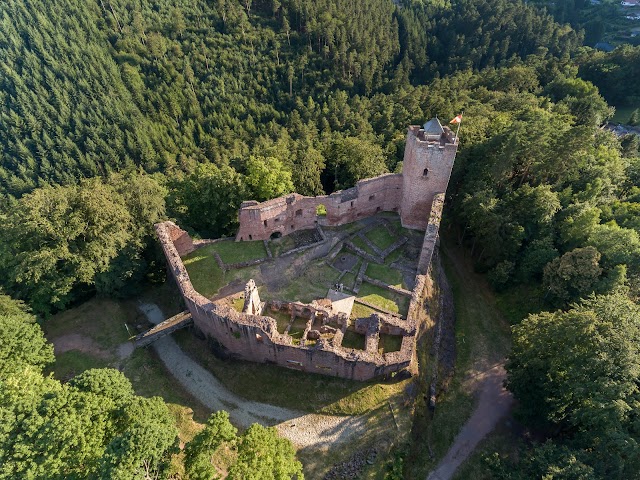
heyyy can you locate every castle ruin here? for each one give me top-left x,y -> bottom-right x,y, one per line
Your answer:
156,119 -> 458,381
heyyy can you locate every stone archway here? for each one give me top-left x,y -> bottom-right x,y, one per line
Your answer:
270,231 -> 283,240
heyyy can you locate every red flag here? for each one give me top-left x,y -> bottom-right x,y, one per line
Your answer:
450,114 -> 463,124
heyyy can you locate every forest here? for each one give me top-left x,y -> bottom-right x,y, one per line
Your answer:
1,0 -> 639,477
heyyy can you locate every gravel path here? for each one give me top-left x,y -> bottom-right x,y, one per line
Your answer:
426,364 -> 513,480
139,303 -> 366,449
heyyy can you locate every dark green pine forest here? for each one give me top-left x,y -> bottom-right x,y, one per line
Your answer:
1,0 -> 640,478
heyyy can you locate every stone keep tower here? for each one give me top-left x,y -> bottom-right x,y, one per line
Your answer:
400,118 -> 458,230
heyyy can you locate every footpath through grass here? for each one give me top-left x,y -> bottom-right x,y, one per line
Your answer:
404,236 -> 512,478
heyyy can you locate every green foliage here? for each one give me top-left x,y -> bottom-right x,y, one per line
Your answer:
325,135 -> 388,190
506,293 -> 640,478
0,314 -> 54,380
245,156 -> 295,201
228,424 -> 304,480
184,411 -> 237,480
542,247 -> 603,304
170,164 -> 247,238
0,175 -> 165,315
99,396 -> 179,479
580,45 -> 640,106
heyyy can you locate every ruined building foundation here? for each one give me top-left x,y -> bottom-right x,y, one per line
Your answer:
156,120 -> 457,381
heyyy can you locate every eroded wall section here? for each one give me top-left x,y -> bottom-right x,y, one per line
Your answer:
236,174 -> 403,241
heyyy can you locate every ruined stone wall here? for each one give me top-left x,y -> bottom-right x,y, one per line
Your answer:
156,221 -> 413,381
417,193 -> 445,275
236,174 -> 403,242
236,124 -> 457,241
400,126 -> 457,230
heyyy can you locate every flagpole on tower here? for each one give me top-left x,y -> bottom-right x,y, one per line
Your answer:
454,111 -> 463,143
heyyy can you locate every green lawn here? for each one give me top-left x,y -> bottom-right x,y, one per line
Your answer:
266,309 -> 292,333
378,334 -> 403,354
268,235 -> 296,257
366,263 -> 405,288
341,329 -> 366,350
341,271 -> 357,290
273,261 -> 341,303
47,350 -> 109,381
365,225 -> 396,250
350,303 -> 379,320
357,282 -> 410,317
288,316 -> 308,343
384,248 -> 404,265
183,246 -> 263,299
351,235 -> 378,256
199,240 -> 267,264
182,249 -> 225,298
231,297 -> 245,312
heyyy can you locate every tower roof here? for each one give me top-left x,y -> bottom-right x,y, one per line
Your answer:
423,117 -> 444,134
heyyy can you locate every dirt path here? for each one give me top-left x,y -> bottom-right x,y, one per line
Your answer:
427,364 -> 513,480
138,303 -> 367,449
51,333 -> 133,361
424,240 -> 514,480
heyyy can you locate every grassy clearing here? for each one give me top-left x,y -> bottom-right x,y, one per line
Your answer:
266,309 -> 292,333
172,329 -> 409,415
342,271 -> 357,290
288,316 -> 308,343
384,248 -> 404,265
350,302 -> 379,320
268,235 -> 296,257
183,247 -> 263,299
351,234 -> 378,256
47,350 -> 109,381
366,263 -> 404,288
272,260 -> 340,303
231,297 -> 245,312
378,334 -> 403,354
44,297 -> 132,348
357,282 -> 409,316
404,237 -> 512,478
182,249 -> 225,298
207,240 -> 267,264
366,225 -> 396,250
342,329 -> 366,350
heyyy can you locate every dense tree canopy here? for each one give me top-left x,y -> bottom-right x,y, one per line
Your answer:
505,294 -> 640,478
0,174 -> 166,315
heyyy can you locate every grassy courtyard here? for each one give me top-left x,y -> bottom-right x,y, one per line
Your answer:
205,240 -> 267,264
366,263 -> 405,289
357,282 -> 410,317
365,225 -> 396,250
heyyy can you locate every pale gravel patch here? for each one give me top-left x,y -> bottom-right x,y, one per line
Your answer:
139,303 -> 366,448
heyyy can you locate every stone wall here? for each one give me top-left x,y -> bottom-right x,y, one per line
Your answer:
156,221 -> 415,381
236,174 -> 403,242
417,193 -> 445,275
